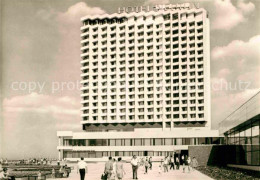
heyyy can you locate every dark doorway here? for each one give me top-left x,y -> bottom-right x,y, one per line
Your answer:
180,150 -> 188,165
144,151 -> 148,156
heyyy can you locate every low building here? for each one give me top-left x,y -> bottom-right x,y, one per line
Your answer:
219,91 -> 260,167
57,128 -> 219,161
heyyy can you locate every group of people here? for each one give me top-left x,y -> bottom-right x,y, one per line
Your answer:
0,158 -> 56,166
158,155 -> 198,174
103,157 -> 126,180
77,156 -> 126,180
131,155 -> 198,178
138,156 -> 153,175
77,155 -> 199,180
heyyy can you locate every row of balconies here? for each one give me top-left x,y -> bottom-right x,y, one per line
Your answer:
81,103 -> 205,111
83,113 -> 205,121
82,108 -> 205,115
83,112 -> 205,118
81,96 -> 205,103
81,102 -> 205,110
82,97 -> 205,104
81,39 -> 203,53
80,73 -> 203,80
80,87 -> 205,93
80,57 -> 204,68
80,14 -> 203,28
83,108 -> 204,114
80,18 -> 203,35
81,93 -> 205,101
81,81 -> 205,87
81,28 -> 203,41
80,85 -> 205,93
83,109 -> 205,114
81,103 -> 205,109
80,52 -> 204,64
81,98 -> 204,104
80,82 -> 205,90
82,61 -> 204,69
80,33 -> 204,46
81,68 -> 204,77
80,94 -> 205,101
81,47 -> 204,60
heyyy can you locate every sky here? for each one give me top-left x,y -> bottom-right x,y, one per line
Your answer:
0,0 -> 259,159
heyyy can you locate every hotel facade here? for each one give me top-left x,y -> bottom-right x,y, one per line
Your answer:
57,4 -> 220,160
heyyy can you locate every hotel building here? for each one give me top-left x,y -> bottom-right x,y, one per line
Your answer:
57,4 -> 220,160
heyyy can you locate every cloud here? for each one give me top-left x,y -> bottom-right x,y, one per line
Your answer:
237,1 -> 255,14
217,68 -> 231,78
212,35 -> 260,60
212,0 -> 255,30
49,2 -> 106,84
3,93 -> 81,127
211,35 -> 260,87
57,2 -> 105,25
2,93 -> 82,159
2,1 -> 106,160
210,35 -> 260,128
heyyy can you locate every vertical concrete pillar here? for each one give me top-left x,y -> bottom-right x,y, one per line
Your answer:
162,121 -> 166,130
170,121 -> 174,130
58,150 -> 61,161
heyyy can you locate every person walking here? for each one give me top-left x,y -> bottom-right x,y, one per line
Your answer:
176,157 -> 180,170
163,157 -> 168,172
77,157 -> 88,180
110,158 -> 117,180
131,155 -> 139,179
187,156 -> 191,172
169,156 -> 175,170
182,155 -> 188,173
148,157 -> 152,170
104,157 -> 114,180
144,158 -> 149,174
116,157 -> 125,180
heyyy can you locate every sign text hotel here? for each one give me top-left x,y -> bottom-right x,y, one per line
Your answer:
118,3 -> 199,14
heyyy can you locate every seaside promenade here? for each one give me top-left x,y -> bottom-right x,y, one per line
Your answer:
51,162 -> 213,180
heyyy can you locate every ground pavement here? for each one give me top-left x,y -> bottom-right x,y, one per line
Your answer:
50,162 -> 213,180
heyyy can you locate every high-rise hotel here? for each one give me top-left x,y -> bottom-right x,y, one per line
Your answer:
57,3 -> 220,160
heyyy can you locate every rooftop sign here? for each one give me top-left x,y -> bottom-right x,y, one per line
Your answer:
118,3 -> 199,14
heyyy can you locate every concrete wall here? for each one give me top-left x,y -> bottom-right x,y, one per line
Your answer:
188,145 -> 255,166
